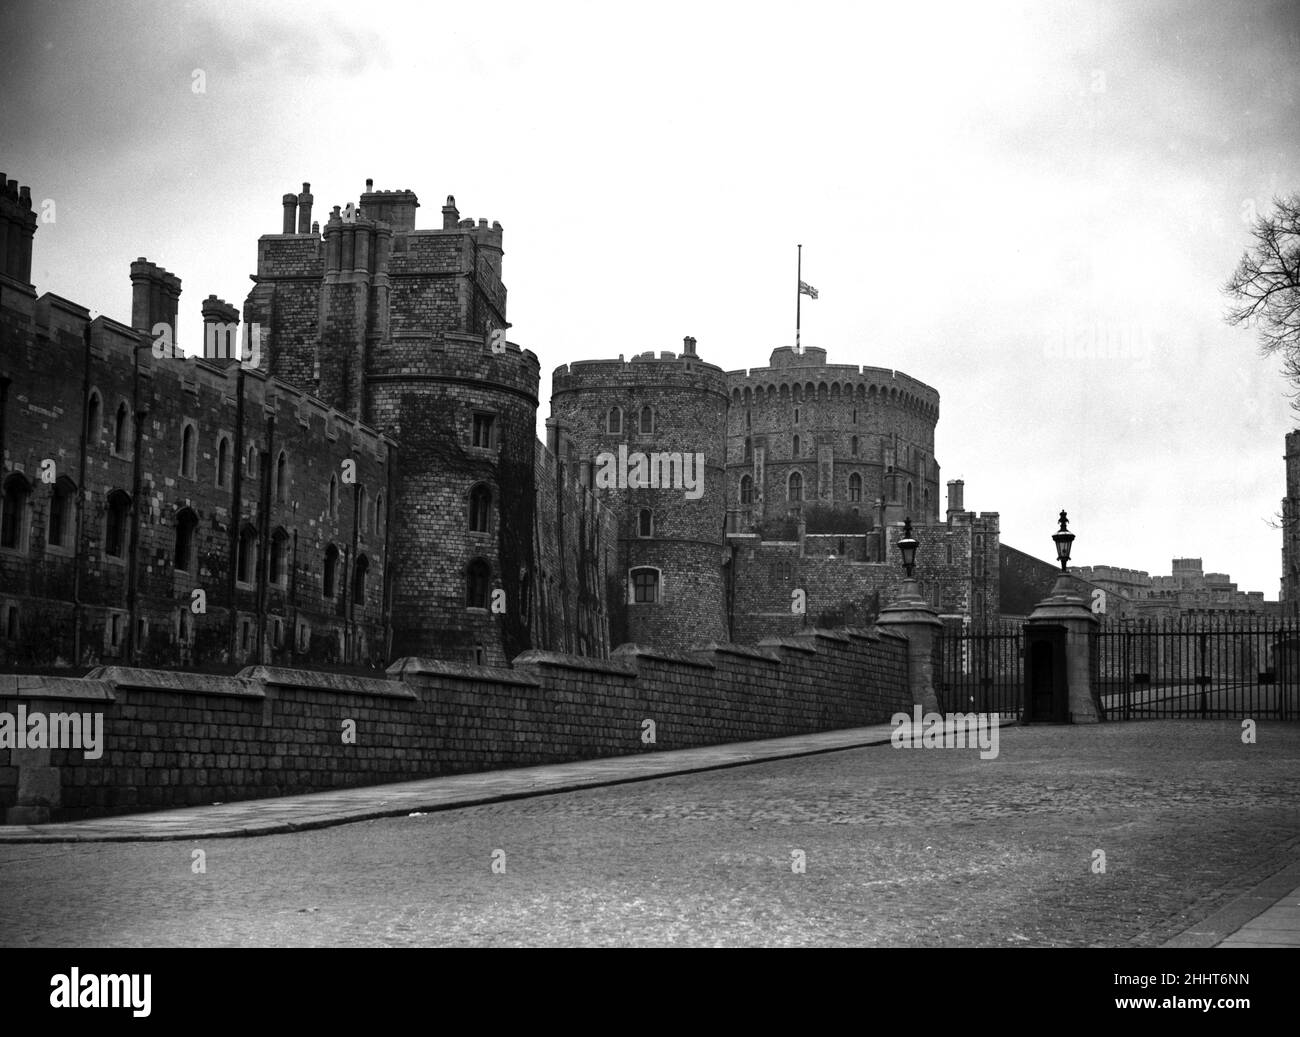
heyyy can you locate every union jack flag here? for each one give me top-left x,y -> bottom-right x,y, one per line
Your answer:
799,280 -> 819,299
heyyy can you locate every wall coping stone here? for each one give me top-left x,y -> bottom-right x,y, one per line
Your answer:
756,637 -> 819,655
611,644 -> 717,670
393,657 -> 544,686
240,666 -> 415,700
690,642 -> 782,665
510,651 -> 636,677
84,667 -> 262,699
0,675 -> 116,702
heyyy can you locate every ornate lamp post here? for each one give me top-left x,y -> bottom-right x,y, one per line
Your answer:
1053,510 -> 1074,572
1025,508 -> 1101,723
875,516 -> 941,712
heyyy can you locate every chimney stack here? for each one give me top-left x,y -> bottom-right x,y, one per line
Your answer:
201,294 -> 241,363
282,193 -> 298,234
442,195 -> 459,230
682,335 -> 697,357
130,258 -> 182,344
946,479 -> 965,518
297,182 -> 313,234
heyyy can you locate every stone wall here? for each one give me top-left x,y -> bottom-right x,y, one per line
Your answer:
0,627 -> 910,823
0,280 -> 394,671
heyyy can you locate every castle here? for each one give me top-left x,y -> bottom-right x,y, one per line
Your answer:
0,172 -> 1001,671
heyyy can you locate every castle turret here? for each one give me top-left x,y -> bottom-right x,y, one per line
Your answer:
725,349 -> 940,534
0,175 -> 37,287
551,345 -> 729,648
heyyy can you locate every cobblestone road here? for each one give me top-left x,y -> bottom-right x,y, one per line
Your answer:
2,722 -> 1298,946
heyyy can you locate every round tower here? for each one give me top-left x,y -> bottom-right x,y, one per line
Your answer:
725,346 -> 941,533
550,340 -> 729,648
359,189 -> 538,666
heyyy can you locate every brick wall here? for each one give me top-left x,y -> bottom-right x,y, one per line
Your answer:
0,626 -> 910,823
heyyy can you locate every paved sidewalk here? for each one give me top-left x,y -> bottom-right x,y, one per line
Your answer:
1162,860 -> 1300,949
0,720 -> 938,843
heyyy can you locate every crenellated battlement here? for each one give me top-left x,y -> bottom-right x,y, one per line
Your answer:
552,340 -> 727,398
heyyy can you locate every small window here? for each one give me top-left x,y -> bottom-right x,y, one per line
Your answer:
788,471 -> 802,502
744,437 -> 753,462
353,554 -> 369,606
794,407 -> 800,425
630,567 -> 660,604
174,508 -> 198,572
246,444 -> 258,478
466,558 -> 491,609
740,475 -> 753,505
328,475 -> 338,520
86,392 -> 101,446
607,407 -> 623,435
113,402 -> 130,455
637,508 -> 653,537
792,434 -> 800,457
359,486 -> 369,533
851,435 -> 859,457
275,450 -> 288,503
746,409 -> 751,428
216,436 -> 230,488
473,644 -> 486,666
3,604 -> 18,641
237,525 -> 258,585
109,613 -> 123,649
849,473 -> 862,503
270,528 -> 289,587
375,492 -> 384,536
469,484 -> 492,533
472,413 -> 495,449
180,424 -> 197,479
47,476 -> 75,549
323,543 -> 340,598
639,406 -> 653,434
104,489 -> 131,558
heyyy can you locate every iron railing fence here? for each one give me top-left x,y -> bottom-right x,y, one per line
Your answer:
1095,614 -> 1300,720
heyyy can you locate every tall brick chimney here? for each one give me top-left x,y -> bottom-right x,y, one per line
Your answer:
683,335 -> 697,357
442,195 -> 459,230
0,175 -> 37,287
130,258 -> 182,344
297,182 -> 313,234
946,479 -> 965,519
201,294 -> 241,363
282,193 -> 298,234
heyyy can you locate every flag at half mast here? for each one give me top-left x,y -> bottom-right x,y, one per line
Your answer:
796,244 -> 818,353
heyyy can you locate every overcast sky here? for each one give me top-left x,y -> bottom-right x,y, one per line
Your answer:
3,0 -> 1299,596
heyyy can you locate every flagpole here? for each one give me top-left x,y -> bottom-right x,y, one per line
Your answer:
796,244 -> 802,354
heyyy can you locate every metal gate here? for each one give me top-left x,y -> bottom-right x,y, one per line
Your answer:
1095,616 -> 1300,720
933,622 -> 1024,719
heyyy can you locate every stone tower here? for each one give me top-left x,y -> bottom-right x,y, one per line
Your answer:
246,182 -> 538,665
550,339 -> 729,648
725,346 -> 941,533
